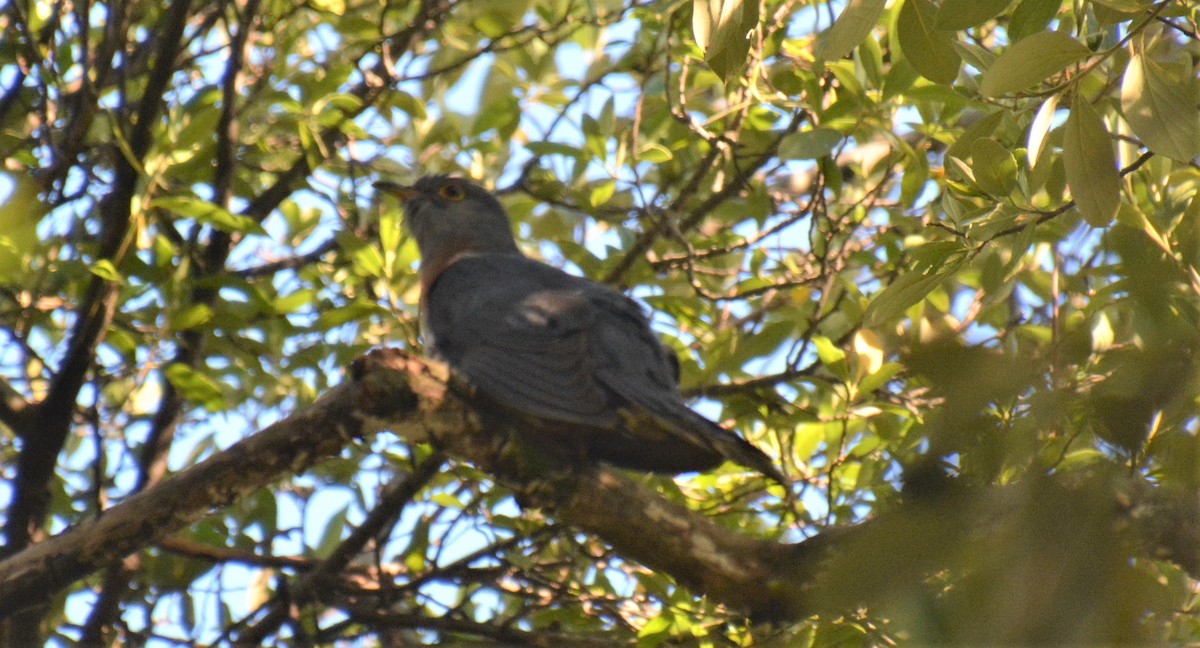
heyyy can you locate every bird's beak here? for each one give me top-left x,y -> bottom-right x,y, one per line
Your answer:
373,180 -> 419,202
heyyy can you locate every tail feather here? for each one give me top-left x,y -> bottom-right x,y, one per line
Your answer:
673,407 -> 788,486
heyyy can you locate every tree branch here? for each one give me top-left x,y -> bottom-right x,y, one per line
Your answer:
1,351 -> 1198,630
0,375 -> 32,437
0,351 -> 428,618
229,452 -> 447,643
7,0 -> 198,566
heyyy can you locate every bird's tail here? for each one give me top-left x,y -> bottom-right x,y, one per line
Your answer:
694,413 -> 789,486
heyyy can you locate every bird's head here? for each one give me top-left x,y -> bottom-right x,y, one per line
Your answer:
374,175 -> 520,263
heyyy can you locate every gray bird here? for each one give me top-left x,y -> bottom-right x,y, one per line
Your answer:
375,175 -> 784,483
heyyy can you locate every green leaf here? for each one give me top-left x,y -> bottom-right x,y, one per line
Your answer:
980,31 -> 1091,97
812,335 -> 849,380
314,505 -> 350,558
692,0 -> 759,85
935,0 -> 1012,30
272,289 -> 315,315
1121,51 -> 1200,162
155,197 -> 268,236
1063,94 -> 1120,227
1008,0 -> 1061,42
391,91 -> 428,120
817,0 -> 888,62
315,299 -> 387,329
897,0 -> 961,84
587,179 -> 616,209
90,259 -> 124,284
945,110 -> 1005,163
639,144 -> 673,163
470,0 -> 530,38
527,141 -> 584,158
779,127 -> 843,159
164,364 -> 225,411
0,173 -> 44,281
865,263 -> 957,327
310,0 -> 344,14
970,137 -> 1018,196
1091,0 -> 1152,9
169,304 -> 214,331
1026,94 -> 1060,167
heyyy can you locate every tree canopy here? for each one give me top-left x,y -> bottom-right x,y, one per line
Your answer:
1,0 -> 1200,645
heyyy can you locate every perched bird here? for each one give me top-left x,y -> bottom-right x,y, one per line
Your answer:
374,175 -> 784,483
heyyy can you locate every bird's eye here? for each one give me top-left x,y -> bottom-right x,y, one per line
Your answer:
438,184 -> 466,201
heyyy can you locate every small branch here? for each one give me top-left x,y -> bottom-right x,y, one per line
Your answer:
157,536 -> 316,571
982,150 -> 1156,244
230,452 -> 447,644
0,375 -> 33,437
324,608 -> 626,647
231,237 -> 340,279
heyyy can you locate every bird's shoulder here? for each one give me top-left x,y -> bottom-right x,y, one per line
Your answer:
429,254 -> 647,324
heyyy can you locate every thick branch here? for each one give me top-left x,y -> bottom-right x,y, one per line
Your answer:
0,355 -> 426,618
1,352 -> 1198,626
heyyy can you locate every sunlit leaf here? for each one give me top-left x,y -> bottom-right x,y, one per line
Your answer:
1027,94 -> 1060,167
90,259 -> 123,283
169,304 -> 214,331
693,0 -> 759,85
639,144 -> 674,163
813,335 -> 849,380
0,174 -> 45,281
852,329 -> 885,379
164,364 -> 225,411
1091,312 -> 1114,353
818,0 -> 888,61
980,31 -> 1091,97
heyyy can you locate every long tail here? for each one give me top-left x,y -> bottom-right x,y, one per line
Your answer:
678,408 -> 789,486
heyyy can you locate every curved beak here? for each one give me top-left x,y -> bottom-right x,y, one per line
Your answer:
373,180 -> 419,202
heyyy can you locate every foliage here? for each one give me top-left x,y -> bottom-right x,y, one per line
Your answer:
0,0 -> 1198,644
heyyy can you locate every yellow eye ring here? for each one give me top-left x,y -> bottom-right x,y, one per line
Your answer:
438,184 -> 466,201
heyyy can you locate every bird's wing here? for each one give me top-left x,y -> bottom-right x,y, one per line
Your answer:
585,288 -> 786,482
424,255 -> 620,428
426,255 -> 783,481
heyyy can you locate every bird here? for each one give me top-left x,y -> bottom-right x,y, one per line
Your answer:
374,175 -> 785,484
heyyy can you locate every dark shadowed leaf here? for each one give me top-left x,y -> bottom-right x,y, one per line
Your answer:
865,259 -> 962,327
970,137 -> 1018,196
1121,51 -> 1200,162
155,197 -> 268,236
936,0 -> 1013,30
818,0 -> 888,61
780,127 -> 844,159
1064,94 -> 1120,226
1008,0 -> 1062,41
